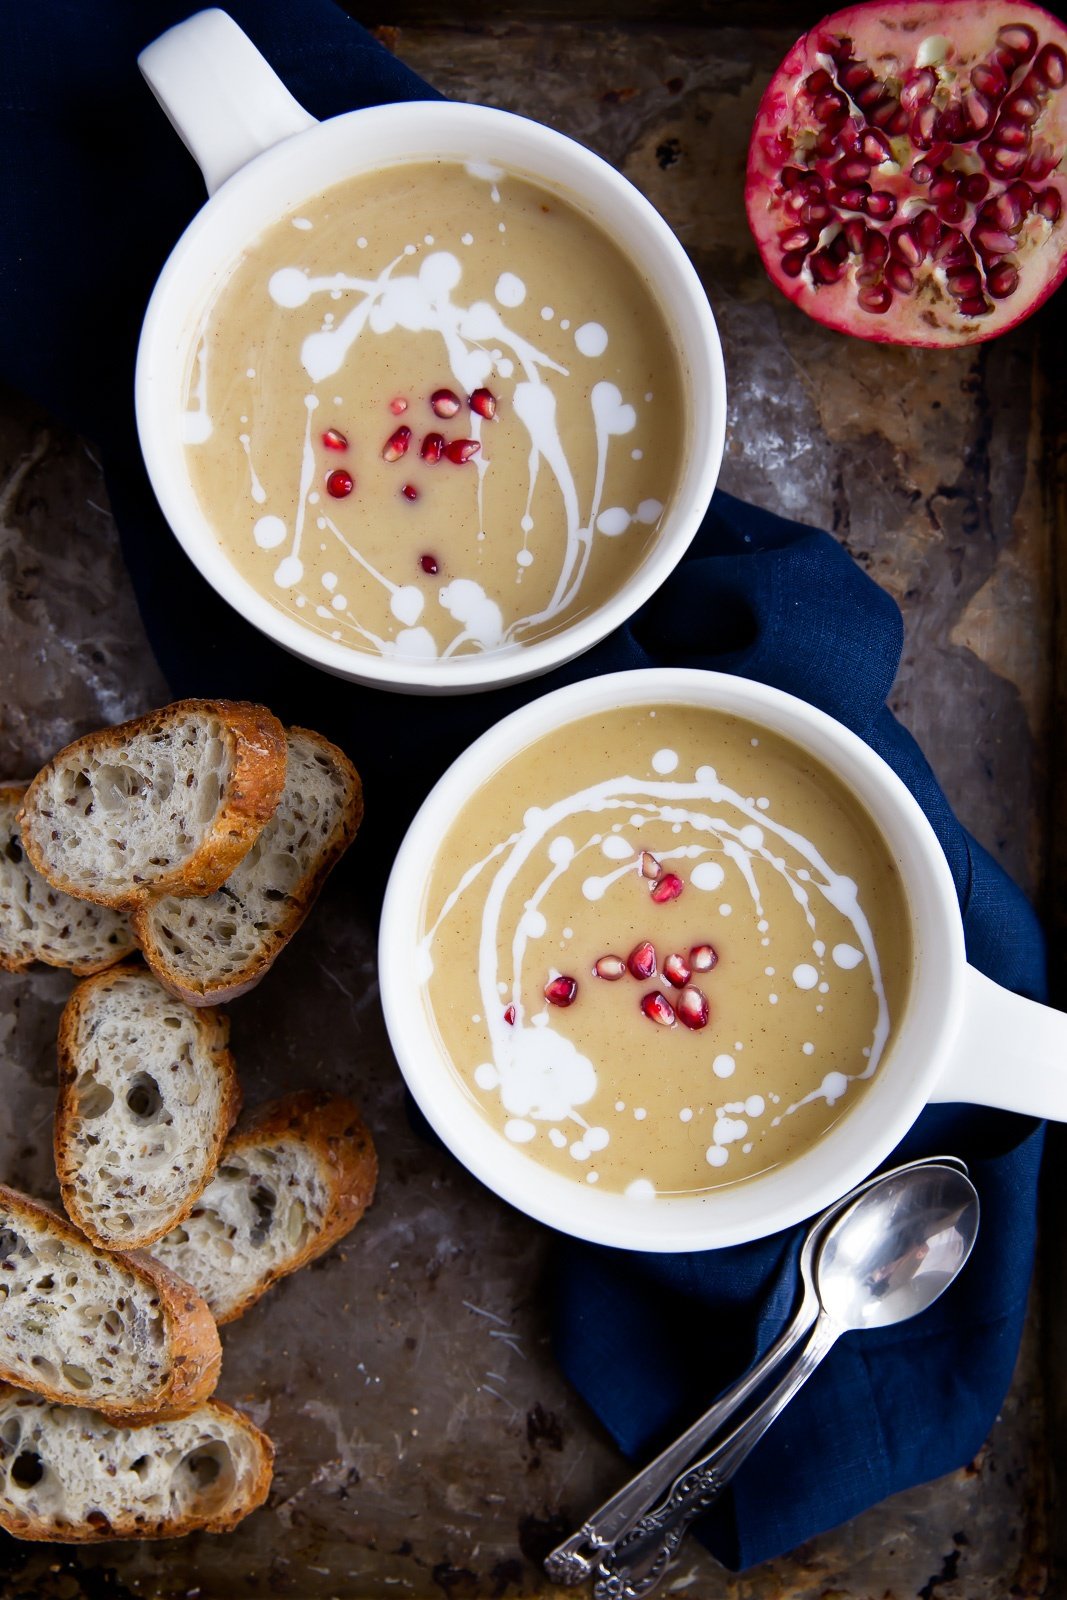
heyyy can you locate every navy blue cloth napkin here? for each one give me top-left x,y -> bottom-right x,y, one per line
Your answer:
0,0 -> 1048,1572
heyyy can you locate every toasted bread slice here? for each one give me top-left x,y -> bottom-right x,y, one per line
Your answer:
0,786 -> 136,975
18,700 -> 287,912
0,1185 -> 221,1422
0,1386 -> 272,1541
133,728 -> 362,1005
55,967 -> 242,1251
153,1093 -> 377,1324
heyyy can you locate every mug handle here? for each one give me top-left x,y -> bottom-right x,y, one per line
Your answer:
138,9 -> 316,196
929,964 -> 1067,1119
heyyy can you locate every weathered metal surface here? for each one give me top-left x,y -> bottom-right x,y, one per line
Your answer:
0,6 -> 1062,1596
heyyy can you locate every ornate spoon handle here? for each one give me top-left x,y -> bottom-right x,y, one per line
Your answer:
592,1316 -> 840,1600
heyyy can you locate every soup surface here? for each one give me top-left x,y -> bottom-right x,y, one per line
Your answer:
182,160 -> 685,660
419,705 -> 913,1197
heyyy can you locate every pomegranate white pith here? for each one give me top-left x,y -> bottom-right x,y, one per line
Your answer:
745,0 -> 1067,345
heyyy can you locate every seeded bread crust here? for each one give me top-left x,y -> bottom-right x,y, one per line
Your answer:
18,700 -> 287,912
132,728 -> 363,1006
153,1092 -> 377,1324
0,1387 -> 273,1541
0,786 -> 137,975
0,1185 -> 221,1424
54,967 -> 242,1251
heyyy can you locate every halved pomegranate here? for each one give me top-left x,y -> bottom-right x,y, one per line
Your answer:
745,0 -> 1067,344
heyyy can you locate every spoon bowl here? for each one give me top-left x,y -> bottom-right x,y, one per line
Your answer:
817,1163 -> 980,1332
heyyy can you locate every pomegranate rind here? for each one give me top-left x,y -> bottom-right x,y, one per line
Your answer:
745,0 -> 1067,345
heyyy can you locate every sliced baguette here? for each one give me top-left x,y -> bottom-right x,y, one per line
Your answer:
0,1185 -> 221,1423
153,1092 -> 377,1324
133,728 -> 362,1005
55,967 -> 242,1251
0,1386 -> 272,1541
18,699 -> 287,912
0,786 -> 137,974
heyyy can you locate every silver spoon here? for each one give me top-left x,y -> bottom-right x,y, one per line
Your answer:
544,1154 -> 968,1587
591,1162 -> 980,1600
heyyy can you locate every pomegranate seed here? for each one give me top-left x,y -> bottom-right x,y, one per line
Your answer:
326,469 -> 354,498
1025,141 -> 1058,181
1034,43 -> 1067,89
860,128 -> 893,164
997,24 -> 1037,62
994,184 -> 1030,228
640,992 -> 676,1028
933,226 -> 969,263
929,173 -> 960,203
829,232 -> 851,264
947,265 -> 983,297
900,68 -> 937,111
801,201 -> 833,226
640,851 -> 661,880
805,68 -> 833,94
689,944 -> 719,973
962,173 -> 991,203
401,483 -> 418,501
1001,90 -> 1040,125
676,986 -> 710,1031
814,91 -> 848,123
957,295 -> 990,317
886,261 -> 915,295
469,388 -> 497,420
973,226 -> 1018,257
781,166 -> 815,190
858,283 -> 893,314
504,1004 -> 516,1025
544,975 -> 578,1007
911,160 -> 933,184
938,196 -> 967,225
627,941 -> 657,980
420,553 -> 439,575
663,953 -> 691,988
781,250 -> 807,278
779,226 -> 815,252
934,106 -> 967,143
836,185 -> 871,211
985,147 -> 1023,181
430,388 -> 461,418
911,105 -> 939,148
841,61 -> 874,94
962,89 -> 994,132
843,218 -> 868,254
863,232 -> 889,267
650,873 -> 684,904
382,425 -> 412,461
890,225 -> 922,266
865,191 -> 897,220
987,263 -> 1020,298
833,155 -> 872,184
420,432 -> 445,463
389,398 -> 408,415
445,439 -> 480,464
855,81 -> 885,112
322,427 -> 348,451
594,954 -> 627,981
971,62 -> 1008,100
994,120 -> 1032,151
1035,189 -> 1063,223
810,249 -> 844,285
914,210 -> 942,254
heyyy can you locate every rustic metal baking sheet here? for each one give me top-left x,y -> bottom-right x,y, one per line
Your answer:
0,4 -> 1063,1595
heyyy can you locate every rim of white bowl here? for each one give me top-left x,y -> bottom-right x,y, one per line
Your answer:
379,668 -> 966,1249
136,102 -> 727,695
